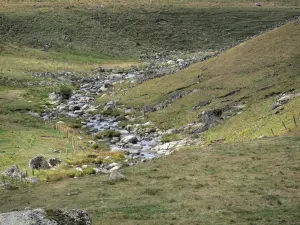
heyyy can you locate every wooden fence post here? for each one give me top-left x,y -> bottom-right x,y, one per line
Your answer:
271,129 -> 275,136
282,121 -> 287,130
293,115 -> 297,127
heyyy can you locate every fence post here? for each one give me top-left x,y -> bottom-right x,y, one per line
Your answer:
293,115 -> 297,127
282,121 -> 287,130
271,129 -> 275,136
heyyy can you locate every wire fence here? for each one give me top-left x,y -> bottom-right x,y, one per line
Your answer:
47,119 -> 81,157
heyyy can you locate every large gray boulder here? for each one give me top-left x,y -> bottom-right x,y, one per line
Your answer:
0,208 -> 92,225
29,155 -> 50,170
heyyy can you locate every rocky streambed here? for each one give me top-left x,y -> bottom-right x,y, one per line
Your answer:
41,54 -> 207,164
44,75 -> 198,163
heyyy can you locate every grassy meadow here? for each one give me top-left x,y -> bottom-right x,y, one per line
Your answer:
0,133 -> 299,224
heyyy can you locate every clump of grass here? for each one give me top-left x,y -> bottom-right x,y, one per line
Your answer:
36,168 -> 83,182
94,130 -> 121,139
92,144 -> 99,149
83,167 -> 96,175
116,115 -> 127,121
69,123 -> 81,129
143,188 -> 162,196
102,109 -> 122,117
119,121 -> 130,128
161,133 -> 184,143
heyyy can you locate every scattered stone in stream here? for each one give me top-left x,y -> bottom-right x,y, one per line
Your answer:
0,208 -> 92,225
120,135 -> 138,144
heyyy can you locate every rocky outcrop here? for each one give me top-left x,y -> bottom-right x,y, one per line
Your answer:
192,100 -> 211,111
272,92 -> 300,114
2,165 -> 23,178
0,208 -> 92,225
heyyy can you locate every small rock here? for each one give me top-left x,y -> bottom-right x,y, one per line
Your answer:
167,60 -> 175,65
49,92 -> 60,101
27,111 -> 40,117
51,149 -> 61,154
255,2 -> 261,6
88,140 -> 96,145
25,177 -> 39,184
278,94 -> 295,104
75,167 -> 83,172
47,158 -> 61,168
120,135 -> 138,144
109,170 -> 127,181
1,182 -> 13,190
67,192 -> 79,196
272,102 -> 281,110
93,168 -> 109,174
132,144 -> 143,150
143,121 -> 152,126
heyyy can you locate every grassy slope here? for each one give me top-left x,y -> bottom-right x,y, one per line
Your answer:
0,87 -> 69,172
120,18 -> 300,141
1,1 -> 299,57
0,133 -> 299,225
0,44 -> 137,82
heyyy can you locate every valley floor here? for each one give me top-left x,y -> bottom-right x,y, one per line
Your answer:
0,133 -> 299,224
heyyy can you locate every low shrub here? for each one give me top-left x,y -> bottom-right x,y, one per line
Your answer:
70,123 -> 81,129
119,121 -> 130,128
58,85 -> 72,99
83,167 -> 96,175
102,109 -> 121,117
92,144 -> 99,149
94,130 -> 121,139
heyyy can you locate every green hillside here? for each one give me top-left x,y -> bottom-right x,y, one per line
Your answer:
120,18 -> 300,142
1,1 -> 299,57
